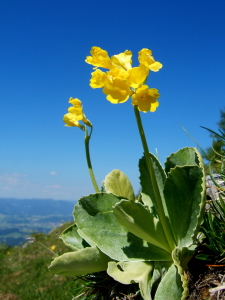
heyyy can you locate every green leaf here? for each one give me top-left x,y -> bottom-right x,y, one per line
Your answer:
139,153 -> 166,215
172,247 -> 195,300
74,193 -> 171,261
195,254 -> 211,260
163,165 -> 205,247
165,147 -> 203,174
107,261 -> 154,300
154,264 -> 183,300
48,246 -> 111,276
150,261 -> 173,297
113,200 -> 171,253
60,224 -> 89,250
104,169 -> 135,200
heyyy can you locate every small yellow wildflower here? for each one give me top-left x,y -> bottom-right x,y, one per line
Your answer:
50,245 -> 56,251
138,49 -> 162,72
90,69 -> 106,88
103,78 -> 132,104
132,85 -> 160,112
105,68 -> 129,82
63,98 -> 91,129
85,46 -> 114,70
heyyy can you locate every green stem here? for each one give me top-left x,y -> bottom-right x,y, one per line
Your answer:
84,125 -> 100,193
133,105 -> 175,250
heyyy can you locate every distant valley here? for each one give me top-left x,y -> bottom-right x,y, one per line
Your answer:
0,198 -> 75,246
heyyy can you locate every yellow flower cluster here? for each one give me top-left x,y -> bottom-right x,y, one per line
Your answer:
85,47 -> 162,112
63,98 -> 91,129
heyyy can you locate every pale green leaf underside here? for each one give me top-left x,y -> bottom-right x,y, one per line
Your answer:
164,147 -> 202,174
107,261 -> 154,300
48,246 -> 111,276
139,153 -> 166,215
104,169 -> 135,200
60,223 -> 89,250
113,200 -> 171,253
172,247 -> 195,300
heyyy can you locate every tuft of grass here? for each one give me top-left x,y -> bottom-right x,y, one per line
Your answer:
70,272 -> 141,300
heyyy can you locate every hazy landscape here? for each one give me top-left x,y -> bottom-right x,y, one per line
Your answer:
0,198 -> 75,246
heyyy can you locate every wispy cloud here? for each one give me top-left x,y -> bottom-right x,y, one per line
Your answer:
50,171 -> 57,176
0,173 -> 28,186
46,185 -> 61,189
0,173 -> 29,193
0,172 -> 92,200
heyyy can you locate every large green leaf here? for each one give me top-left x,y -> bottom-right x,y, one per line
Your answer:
74,193 -> 171,261
104,169 -> 135,200
139,153 -> 166,215
60,224 -> 89,250
48,246 -> 111,276
113,200 -> 171,253
163,165 -> 205,247
107,261 -> 154,300
154,264 -> 183,300
164,147 -> 203,174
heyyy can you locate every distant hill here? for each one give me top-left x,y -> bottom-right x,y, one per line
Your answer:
0,198 -> 76,246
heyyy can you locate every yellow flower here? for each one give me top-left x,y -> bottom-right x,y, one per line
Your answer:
105,68 -> 129,82
86,47 -> 162,112
85,46 -> 114,70
132,85 -> 160,112
68,97 -> 82,107
63,98 -> 91,128
90,69 -> 106,88
63,113 -> 83,128
68,98 -> 83,115
50,245 -> 56,251
138,49 -> 162,72
111,50 -> 132,70
128,64 -> 149,88
103,78 -> 132,104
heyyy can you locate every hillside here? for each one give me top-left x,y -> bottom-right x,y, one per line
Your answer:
0,222 -> 79,300
0,198 -> 75,246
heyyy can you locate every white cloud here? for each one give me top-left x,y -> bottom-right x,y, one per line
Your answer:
50,171 -> 57,175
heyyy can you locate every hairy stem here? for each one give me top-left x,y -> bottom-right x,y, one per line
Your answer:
84,126 -> 100,193
133,105 -> 175,250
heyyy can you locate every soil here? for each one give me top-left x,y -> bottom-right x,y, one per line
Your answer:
187,256 -> 225,300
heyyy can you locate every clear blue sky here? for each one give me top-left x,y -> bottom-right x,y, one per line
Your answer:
1,0 -> 225,201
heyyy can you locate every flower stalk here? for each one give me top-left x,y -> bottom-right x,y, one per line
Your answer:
84,125 -> 100,193
133,105 -> 175,250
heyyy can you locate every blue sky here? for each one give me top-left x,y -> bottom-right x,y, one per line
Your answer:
1,0 -> 225,201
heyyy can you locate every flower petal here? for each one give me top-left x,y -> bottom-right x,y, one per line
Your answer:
85,46 -> 114,70
128,64 -> 149,88
138,49 -> 162,72
111,50 -> 132,70
103,78 -> 132,104
90,69 -> 106,88
132,85 -> 160,113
